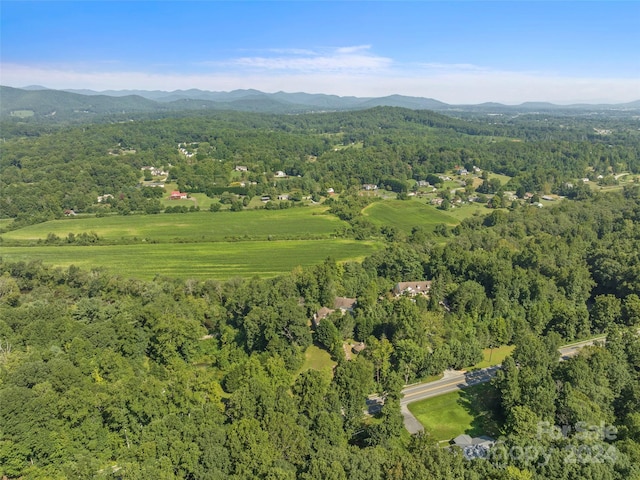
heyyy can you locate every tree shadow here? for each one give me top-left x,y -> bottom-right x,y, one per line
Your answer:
456,382 -> 501,438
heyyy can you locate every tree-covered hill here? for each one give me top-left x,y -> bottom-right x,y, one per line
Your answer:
1,105 -> 639,230
3,86 -> 639,125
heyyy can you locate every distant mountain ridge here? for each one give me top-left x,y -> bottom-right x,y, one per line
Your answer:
2,85 -> 639,123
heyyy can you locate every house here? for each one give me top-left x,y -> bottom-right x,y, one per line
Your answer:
431,198 -> 444,206
312,297 -> 357,328
97,194 -> 113,203
541,195 -> 555,201
278,194 -> 289,201
418,180 -> 430,187
452,435 -> 495,460
312,306 -> 335,327
235,165 -> 248,172
393,281 -> 432,297
326,188 -> 335,195
334,297 -> 357,312
362,184 -> 378,191
170,191 -> 188,200
457,167 -> 469,175
261,196 -> 271,202
274,171 -> 287,178
141,166 -> 168,176
64,209 -> 77,216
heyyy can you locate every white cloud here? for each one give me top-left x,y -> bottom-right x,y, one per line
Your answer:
219,45 -> 392,73
335,45 -> 372,54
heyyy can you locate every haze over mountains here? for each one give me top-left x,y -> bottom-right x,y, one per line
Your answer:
3,85 -> 640,122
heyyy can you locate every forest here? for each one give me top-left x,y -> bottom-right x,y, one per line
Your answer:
1,105 -> 640,478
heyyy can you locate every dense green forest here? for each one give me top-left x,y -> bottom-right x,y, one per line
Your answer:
1,105 -> 640,478
2,190 -> 640,478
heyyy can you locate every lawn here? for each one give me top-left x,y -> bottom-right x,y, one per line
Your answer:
0,239 -> 381,280
362,199 -> 458,234
298,345 -> 336,380
408,383 -> 501,442
489,172 -> 513,186
470,345 -> 516,370
441,203 -> 488,222
1,207 -> 344,244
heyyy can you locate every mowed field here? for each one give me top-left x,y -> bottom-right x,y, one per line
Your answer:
1,207 -> 342,243
408,383 -> 500,442
362,199 -> 459,233
0,239 -> 381,280
0,206 -> 385,279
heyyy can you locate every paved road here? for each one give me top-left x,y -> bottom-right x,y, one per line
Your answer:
399,337 -> 605,434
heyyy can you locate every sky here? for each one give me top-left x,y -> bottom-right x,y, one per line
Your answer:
1,1 -> 639,104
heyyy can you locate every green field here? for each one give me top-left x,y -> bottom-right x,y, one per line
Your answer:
0,218 -> 14,230
298,345 -> 336,380
0,239 -> 380,280
1,208 -> 343,244
407,383 -> 500,441
362,200 -> 459,233
441,203 -> 488,221
471,345 -> 516,370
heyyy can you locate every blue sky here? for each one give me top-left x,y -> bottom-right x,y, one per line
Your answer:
1,1 -> 638,104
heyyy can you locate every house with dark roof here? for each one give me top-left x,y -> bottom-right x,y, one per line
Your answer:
312,297 -> 357,328
452,434 -> 495,460
393,281 -> 432,297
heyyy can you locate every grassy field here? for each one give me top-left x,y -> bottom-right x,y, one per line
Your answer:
470,345 -> 516,370
0,218 -> 14,230
441,203 -> 489,221
408,383 -> 501,442
362,199 -> 459,233
0,239 -> 381,280
489,173 -> 513,185
1,207 -> 344,244
298,345 -> 336,380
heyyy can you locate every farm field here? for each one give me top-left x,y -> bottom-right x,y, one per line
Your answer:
362,199 -> 459,233
0,239 -> 381,280
0,207 -> 344,244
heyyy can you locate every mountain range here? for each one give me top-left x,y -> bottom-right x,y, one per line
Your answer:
3,85 -> 640,122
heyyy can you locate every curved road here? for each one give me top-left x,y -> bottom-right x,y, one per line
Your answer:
399,337 -> 605,434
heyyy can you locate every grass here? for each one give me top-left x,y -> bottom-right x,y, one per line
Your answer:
470,345 -> 516,370
298,345 -> 336,380
489,173 -> 513,185
408,383 -> 501,442
0,239 -> 381,280
1,207 -> 344,244
362,199 -> 458,233
10,110 -> 35,118
0,218 -> 14,230
441,203 -> 489,221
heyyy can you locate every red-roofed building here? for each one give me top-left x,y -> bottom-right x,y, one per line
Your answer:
170,191 -> 188,200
